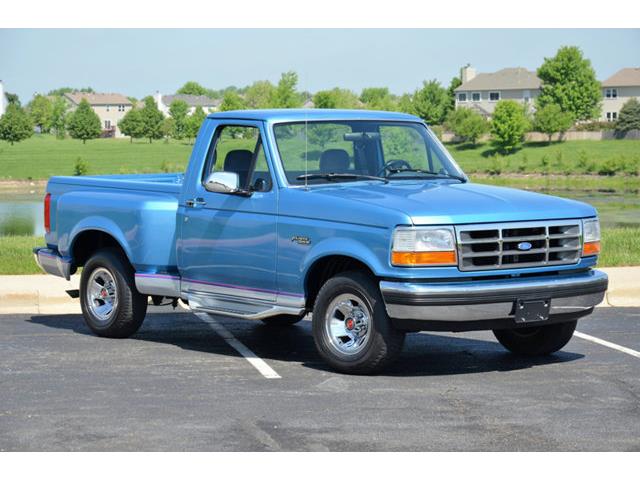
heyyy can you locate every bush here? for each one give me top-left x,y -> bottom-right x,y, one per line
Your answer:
73,157 -> 89,176
533,104 -> 574,142
490,100 -> 530,153
574,121 -> 615,131
445,108 -> 489,145
429,124 -> 444,140
486,156 -> 505,175
576,149 -> 595,174
616,98 -> 640,134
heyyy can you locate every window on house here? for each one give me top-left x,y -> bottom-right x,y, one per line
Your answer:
489,92 -> 500,101
471,92 -> 481,102
457,93 -> 467,102
104,120 -> 112,129
605,88 -> 618,99
118,105 -> 125,112
612,112 -> 617,120
106,105 -> 110,111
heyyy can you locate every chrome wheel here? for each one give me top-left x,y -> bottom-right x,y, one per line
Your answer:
324,293 -> 371,356
86,267 -> 118,324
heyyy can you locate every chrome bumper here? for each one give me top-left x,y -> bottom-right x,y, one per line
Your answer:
33,247 -> 74,280
380,269 -> 608,323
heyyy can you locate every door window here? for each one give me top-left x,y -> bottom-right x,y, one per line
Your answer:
204,125 -> 272,191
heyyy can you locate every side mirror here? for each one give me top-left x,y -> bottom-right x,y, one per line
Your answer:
204,171 -> 241,194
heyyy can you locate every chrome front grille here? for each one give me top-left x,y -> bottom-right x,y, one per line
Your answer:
455,220 -> 582,271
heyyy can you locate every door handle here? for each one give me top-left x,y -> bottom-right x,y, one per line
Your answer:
185,197 -> 207,207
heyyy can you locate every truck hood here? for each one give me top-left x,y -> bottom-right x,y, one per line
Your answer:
309,181 -> 597,225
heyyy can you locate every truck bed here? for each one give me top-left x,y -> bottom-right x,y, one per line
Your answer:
46,173 -> 184,275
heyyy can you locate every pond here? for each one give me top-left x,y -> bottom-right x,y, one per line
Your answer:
0,185 -> 638,238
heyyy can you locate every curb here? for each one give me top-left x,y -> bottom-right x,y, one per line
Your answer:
0,267 -> 638,315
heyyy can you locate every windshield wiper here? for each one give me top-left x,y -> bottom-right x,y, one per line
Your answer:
296,173 -> 389,184
387,168 -> 467,183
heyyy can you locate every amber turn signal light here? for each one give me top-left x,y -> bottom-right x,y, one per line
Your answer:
582,241 -> 601,256
391,251 -> 457,266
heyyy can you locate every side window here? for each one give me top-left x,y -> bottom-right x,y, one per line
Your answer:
204,125 -> 272,191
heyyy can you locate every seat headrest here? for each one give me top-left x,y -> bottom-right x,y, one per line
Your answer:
224,149 -> 253,172
319,149 -> 350,173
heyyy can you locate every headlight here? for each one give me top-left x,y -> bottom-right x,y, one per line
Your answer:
582,218 -> 601,256
391,226 -> 457,266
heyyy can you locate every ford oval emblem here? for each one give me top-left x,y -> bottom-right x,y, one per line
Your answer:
517,241 -> 533,251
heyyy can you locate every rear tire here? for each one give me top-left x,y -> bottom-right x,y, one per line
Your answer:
312,271 -> 405,374
260,314 -> 304,327
80,248 -> 147,338
493,320 -> 577,355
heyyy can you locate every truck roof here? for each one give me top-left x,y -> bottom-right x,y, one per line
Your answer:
206,109 -> 422,123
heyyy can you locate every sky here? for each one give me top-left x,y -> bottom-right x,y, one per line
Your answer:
1,29 -> 639,102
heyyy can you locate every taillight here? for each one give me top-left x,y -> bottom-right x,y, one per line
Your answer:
44,193 -> 51,233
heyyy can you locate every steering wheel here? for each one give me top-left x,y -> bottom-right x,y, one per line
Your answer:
377,159 -> 412,177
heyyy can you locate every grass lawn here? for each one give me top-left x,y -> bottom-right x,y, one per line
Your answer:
2,229 -> 638,275
0,135 -> 193,179
447,139 -> 640,177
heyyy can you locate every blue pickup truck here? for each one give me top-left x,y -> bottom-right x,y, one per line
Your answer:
35,109 -> 608,374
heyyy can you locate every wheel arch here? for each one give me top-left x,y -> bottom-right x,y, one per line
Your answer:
70,228 -> 134,269
304,254 -> 377,311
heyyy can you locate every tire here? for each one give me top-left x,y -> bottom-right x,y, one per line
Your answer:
493,320 -> 577,356
312,271 -> 405,374
80,248 -> 147,338
261,314 -> 304,327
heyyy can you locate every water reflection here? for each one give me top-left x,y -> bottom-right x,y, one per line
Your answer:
0,202 -> 44,236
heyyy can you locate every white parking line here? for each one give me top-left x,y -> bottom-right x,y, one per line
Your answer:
195,312 -> 282,379
575,331 -> 640,359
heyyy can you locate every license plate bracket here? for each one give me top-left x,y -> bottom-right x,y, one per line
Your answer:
515,299 -> 551,323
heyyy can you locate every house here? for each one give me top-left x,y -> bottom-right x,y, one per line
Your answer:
454,66 -> 541,117
0,80 -> 7,117
64,92 -> 133,138
153,92 -> 221,117
600,67 -> 640,122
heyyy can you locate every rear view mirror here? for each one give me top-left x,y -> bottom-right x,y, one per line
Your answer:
204,172 -> 240,194
343,132 -> 381,142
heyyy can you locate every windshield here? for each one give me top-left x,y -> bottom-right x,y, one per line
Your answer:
273,120 -> 465,185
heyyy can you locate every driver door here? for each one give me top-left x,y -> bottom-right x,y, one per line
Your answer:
178,120 -> 278,312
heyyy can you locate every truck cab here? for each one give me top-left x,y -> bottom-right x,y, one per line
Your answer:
35,109 -> 608,374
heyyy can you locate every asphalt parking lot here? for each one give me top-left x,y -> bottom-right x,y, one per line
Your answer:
1,307 -> 638,451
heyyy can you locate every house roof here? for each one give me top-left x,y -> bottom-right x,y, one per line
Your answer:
161,94 -> 221,107
206,109 -> 421,124
455,67 -> 541,92
602,68 -> 640,87
64,92 -> 132,106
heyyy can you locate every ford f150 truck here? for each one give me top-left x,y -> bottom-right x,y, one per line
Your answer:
35,109 -> 608,374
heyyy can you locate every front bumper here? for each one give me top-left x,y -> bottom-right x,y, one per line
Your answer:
380,269 -> 608,331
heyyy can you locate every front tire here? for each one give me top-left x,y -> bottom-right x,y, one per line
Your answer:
80,248 -> 147,338
493,320 -> 577,355
312,271 -> 405,374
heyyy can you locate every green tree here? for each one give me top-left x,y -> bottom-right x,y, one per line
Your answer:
313,88 -> 359,109
445,108 -> 489,145
272,71 -> 302,108
118,108 -> 145,143
0,103 -> 34,145
139,96 -> 164,143
396,93 -> 415,115
186,106 -> 207,143
220,91 -> 247,112
360,87 -> 396,111
533,104 -> 575,143
411,80 -> 450,124
537,46 -> 602,121
615,98 -> 640,134
28,95 -> 53,133
67,99 -> 101,144
245,80 -> 276,109
50,96 -> 69,139
168,100 -> 189,139
177,81 -> 208,96
490,100 -> 531,153
161,117 -> 175,142
48,87 -> 94,96
447,75 -> 463,112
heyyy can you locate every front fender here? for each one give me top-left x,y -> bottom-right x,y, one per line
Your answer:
301,236 -> 387,278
